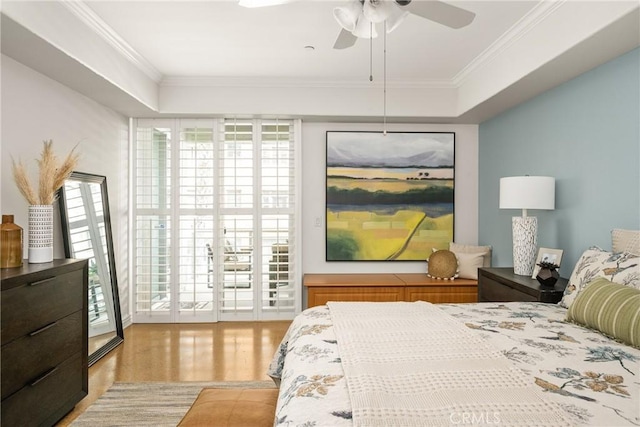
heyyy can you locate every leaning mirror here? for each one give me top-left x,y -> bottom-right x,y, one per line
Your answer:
59,172 -> 124,366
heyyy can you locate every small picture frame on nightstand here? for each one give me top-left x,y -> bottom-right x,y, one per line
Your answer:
532,247 -> 564,279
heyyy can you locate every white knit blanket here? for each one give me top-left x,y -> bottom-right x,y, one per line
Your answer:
327,301 -> 574,426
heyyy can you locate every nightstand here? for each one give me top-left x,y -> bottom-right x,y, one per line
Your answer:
478,267 -> 567,303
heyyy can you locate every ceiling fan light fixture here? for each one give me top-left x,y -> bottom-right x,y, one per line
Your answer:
333,0 -> 362,32
384,4 -> 409,33
352,13 -> 379,39
363,0 -> 393,23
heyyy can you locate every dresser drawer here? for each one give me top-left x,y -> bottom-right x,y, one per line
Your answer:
478,274 -> 537,302
478,276 -> 538,302
1,352 -> 85,427
479,282 -> 536,302
1,310 -> 83,400
1,269 -> 84,345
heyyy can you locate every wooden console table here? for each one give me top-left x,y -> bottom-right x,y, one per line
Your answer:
303,273 -> 478,308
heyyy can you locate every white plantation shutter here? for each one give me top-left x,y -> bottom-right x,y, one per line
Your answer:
133,122 -> 172,318
176,122 -> 217,321
132,118 -> 300,322
259,122 -> 296,309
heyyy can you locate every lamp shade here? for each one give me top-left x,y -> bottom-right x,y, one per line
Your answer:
385,5 -> 410,33
499,176 -> 555,211
334,1 -> 362,32
363,0 -> 393,23
352,14 -> 378,39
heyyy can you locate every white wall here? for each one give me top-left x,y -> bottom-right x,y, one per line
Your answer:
0,55 -> 131,321
301,122 -> 479,274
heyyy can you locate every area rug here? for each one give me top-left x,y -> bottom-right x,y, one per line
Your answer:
71,380 -> 277,427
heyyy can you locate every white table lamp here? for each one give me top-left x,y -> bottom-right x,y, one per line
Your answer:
500,176 -> 555,276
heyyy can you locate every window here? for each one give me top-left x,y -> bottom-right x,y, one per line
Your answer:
132,118 -> 300,322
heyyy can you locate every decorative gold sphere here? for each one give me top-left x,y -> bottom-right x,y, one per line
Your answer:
427,249 -> 458,280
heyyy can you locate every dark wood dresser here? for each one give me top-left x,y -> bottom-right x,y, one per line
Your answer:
478,267 -> 567,304
1,259 -> 88,426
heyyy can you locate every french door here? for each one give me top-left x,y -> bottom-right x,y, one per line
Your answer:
132,118 -> 300,322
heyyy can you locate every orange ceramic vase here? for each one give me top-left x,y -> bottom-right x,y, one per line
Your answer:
1,214 -> 23,268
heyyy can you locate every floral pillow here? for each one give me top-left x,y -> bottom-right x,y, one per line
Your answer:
559,247 -> 640,309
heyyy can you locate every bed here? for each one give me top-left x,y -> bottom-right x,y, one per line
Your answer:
268,234 -> 640,426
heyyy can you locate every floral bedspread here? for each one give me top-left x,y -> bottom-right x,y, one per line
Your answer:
268,302 -> 640,426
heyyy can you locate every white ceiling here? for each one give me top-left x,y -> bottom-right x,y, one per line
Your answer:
1,1 -> 639,122
83,0 -> 538,84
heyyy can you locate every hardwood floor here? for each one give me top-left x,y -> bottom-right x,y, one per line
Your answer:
57,321 -> 292,426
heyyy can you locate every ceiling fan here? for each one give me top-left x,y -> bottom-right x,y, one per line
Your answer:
239,0 -> 476,50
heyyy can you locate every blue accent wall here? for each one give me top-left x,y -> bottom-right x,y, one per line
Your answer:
479,48 -> 640,278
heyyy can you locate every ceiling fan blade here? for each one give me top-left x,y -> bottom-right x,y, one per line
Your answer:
333,28 -> 358,49
404,0 -> 475,29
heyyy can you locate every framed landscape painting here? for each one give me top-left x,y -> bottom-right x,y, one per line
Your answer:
326,131 -> 454,261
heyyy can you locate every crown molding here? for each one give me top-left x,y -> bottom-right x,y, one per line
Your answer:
60,0 -> 163,83
56,0 -> 460,91
160,76 -> 456,89
452,0 -> 565,87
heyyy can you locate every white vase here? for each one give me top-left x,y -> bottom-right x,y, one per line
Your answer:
511,216 -> 537,276
28,205 -> 53,263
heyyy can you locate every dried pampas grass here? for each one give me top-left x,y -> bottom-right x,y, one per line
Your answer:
12,140 -> 80,205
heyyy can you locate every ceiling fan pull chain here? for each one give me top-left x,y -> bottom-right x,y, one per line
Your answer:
369,21 -> 373,82
383,20 -> 387,136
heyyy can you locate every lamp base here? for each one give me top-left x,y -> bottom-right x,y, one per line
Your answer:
512,216 -> 537,276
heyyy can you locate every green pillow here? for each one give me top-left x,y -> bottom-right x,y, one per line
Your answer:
567,277 -> 640,348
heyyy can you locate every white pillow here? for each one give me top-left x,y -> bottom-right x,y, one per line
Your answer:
455,252 -> 485,280
449,242 -> 492,268
612,229 -> 640,256
559,247 -> 640,309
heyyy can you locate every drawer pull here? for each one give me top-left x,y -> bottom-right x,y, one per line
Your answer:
29,321 -> 58,336
30,366 -> 58,386
29,277 -> 56,287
